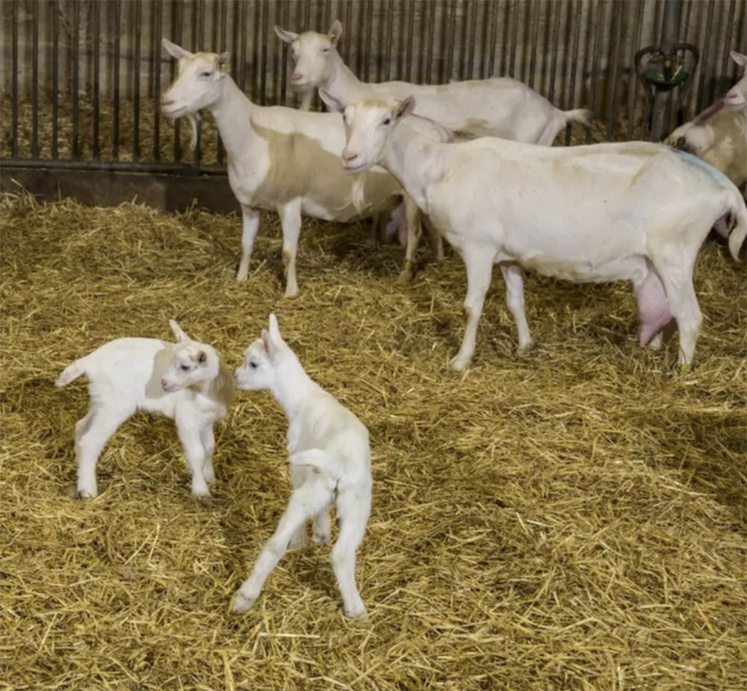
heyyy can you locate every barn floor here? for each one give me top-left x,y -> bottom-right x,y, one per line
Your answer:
1,191 -> 745,690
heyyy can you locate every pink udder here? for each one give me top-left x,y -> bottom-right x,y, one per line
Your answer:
636,271 -> 673,347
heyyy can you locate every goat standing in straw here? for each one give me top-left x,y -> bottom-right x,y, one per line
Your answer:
232,314 -> 371,619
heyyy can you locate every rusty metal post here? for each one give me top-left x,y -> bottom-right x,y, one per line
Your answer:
650,0 -> 683,141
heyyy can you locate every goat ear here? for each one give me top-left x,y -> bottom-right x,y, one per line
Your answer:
319,88 -> 346,113
268,313 -> 283,344
261,329 -> 274,357
730,51 -> 747,69
163,38 -> 192,60
329,20 -> 343,45
394,95 -> 416,121
218,52 -> 230,74
275,26 -> 299,44
169,320 -> 191,343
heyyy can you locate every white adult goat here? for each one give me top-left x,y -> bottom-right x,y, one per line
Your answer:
322,91 -> 747,370
275,20 -> 589,274
56,321 -> 233,499
160,38 -> 410,297
666,51 -> 747,196
232,314 -> 371,619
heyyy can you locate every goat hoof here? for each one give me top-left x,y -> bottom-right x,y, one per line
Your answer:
203,467 -> 215,484
236,269 -> 249,282
312,530 -> 331,545
397,268 -> 414,283
516,340 -> 536,357
232,591 -> 257,614
76,487 -> 97,500
450,355 -> 470,372
344,605 -> 368,621
284,286 -> 300,299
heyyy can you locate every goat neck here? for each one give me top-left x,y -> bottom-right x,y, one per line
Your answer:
269,351 -> 319,420
208,75 -> 258,158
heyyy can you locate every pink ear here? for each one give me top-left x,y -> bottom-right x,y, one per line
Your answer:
261,329 -> 273,356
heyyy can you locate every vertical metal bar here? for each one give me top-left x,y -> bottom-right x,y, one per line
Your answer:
719,0 -> 737,84
606,0 -> 623,141
260,0 -> 268,104
404,0 -> 415,82
153,0 -> 163,162
486,0 -> 498,77
425,0 -> 436,83
31,0 -> 39,158
113,0 -> 121,161
92,0 -> 100,160
72,0 -> 80,160
465,0 -> 478,80
238,0 -> 247,92
218,0 -> 227,164
586,0 -> 606,143
527,0 -> 540,89
547,0 -> 560,104
445,0 -> 456,80
133,0 -> 142,161
565,0 -> 582,146
363,0 -> 374,82
278,0 -> 289,105
52,0 -> 59,159
627,0 -> 646,140
11,0 -> 18,158
194,0 -> 206,160
508,0 -> 519,78
171,0 -> 182,162
385,0 -> 395,81
650,0 -> 683,141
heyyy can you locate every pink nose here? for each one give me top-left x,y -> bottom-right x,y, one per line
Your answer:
160,97 -> 174,107
342,150 -> 358,163
291,72 -> 303,82
161,378 -> 169,389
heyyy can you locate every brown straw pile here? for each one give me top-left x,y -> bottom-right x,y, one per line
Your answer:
1,185 -> 745,690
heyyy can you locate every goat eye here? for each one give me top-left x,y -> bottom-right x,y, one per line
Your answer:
382,117 -> 391,126
200,71 -> 213,78
322,48 -> 330,53
249,362 -> 258,369
180,364 -> 190,372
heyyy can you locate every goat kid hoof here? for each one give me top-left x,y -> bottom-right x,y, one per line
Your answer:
450,355 -> 470,372
203,468 -> 215,484
312,531 -> 331,545
516,341 -> 537,357
76,488 -> 97,500
345,606 -> 368,621
232,591 -> 257,614
192,490 -> 213,505
284,287 -> 300,299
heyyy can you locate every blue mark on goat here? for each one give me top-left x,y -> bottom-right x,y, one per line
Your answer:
671,148 -> 733,187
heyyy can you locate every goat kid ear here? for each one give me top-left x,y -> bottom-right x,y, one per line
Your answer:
329,20 -> 343,45
730,51 -> 747,69
268,313 -> 283,344
394,95 -> 416,121
274,26 -> 299,44
218,52 -> 230,75
163,38 -> 192,60
261,329 -> 274,357
169,320 -> 191,343
319,88 -> 346,113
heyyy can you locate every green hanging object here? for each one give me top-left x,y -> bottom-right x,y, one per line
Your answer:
635,43 -> 700,92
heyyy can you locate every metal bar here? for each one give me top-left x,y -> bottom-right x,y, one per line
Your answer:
0,159 -> 228,176
528,0 -> 540,89
172,0 -> 183,162
465,0 -> 477,80
92,0 -> 101,160
486,0 -> 498,78
238,0 -> 247,92
153,0 -> 162,162
278,0 -> 288,106
445,0 -> 456,80
627,0 -> 646,141
508,0 -> 518,78
405,0 -> 415,82
195,0 -> 206,160
31,0 -> 39,159
113,0 -> 121,161
11,0 -> 18,158
547,0 -> 560,104
565,0 -> 583,146
606,0 -> 624,141
385,0 -> 395,81
72,0 -> 80,160
52,0 -> 59,159
586,0 -> 606,144
218,0 -> 227,164
260,0 -> 268,104
719,0 -> 737,87
651,0 -> 684,141
425,0 -> 436,83
133,0 -> 142,162
363,0 -> 374,82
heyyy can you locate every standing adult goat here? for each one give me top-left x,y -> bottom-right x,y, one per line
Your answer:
160,39 -> 408,297
275,20 -> 590,275
666,51 -> 747,197
322,91 -> 747,370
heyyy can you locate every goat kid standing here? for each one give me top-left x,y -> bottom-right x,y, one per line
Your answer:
322,91 -> 747,370
232,314 -> 371,619
56,321 -> 233,499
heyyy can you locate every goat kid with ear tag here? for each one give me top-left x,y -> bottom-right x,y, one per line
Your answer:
233,314 -> 372,620
56,321 -> 233,500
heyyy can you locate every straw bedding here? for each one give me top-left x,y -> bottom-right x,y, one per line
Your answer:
1,184 -> 745,690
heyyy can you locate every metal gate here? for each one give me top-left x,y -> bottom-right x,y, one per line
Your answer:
1,0 -> 745,208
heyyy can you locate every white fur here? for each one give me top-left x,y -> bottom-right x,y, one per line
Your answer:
232,314 -> 372,619
666,51 -> 747,195
56,321 -> 233,499
160,38 -> 410,298
330,95 -> 747,370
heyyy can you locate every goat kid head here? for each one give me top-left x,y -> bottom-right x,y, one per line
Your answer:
320,91 -> 416,174
234,314 -> 290,391
724,51 -> 747,110
160,39 -> 229,128
161,320 -> 220,393
275,20 -> 342,91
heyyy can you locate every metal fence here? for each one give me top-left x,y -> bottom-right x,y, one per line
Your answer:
1,0 -> 746,180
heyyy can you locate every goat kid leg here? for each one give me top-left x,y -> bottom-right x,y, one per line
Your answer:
331,488 -> 371,619
287,464 -> 310,549
499,263 -> 535,354
232,478 -> 335,614
634,269 -> 672,349
175,411 -> 211,499
237,206 -> 261,281
451,247 -> 495,371
279,200 -> 303,298
400,196 -> 422,282
199,424 -> 216,484
75,408 -> 132,498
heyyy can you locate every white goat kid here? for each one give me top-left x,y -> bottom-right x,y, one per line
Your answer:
232,314 -> 372,619
666,51 -> 747,198
160,39 -> 409,298
56,321 -> 233,499
323,92 -> 747,370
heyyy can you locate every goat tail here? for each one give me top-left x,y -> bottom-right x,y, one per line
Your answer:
288,449 -> 343,481
727,189 -> 747,261
562,108 -> 591,126
56,358 -> 87,387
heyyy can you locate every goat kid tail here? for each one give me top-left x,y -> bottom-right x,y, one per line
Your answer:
288,449 -> 343,481
727,189 -> 747,261
562,108 -> 591,126
56,358 -> 87,387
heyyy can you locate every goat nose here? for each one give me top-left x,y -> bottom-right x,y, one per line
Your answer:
291,72 -> 303,81
342,150 -> 357,162
161,378 -> 168,389
160,97 -> 174,107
